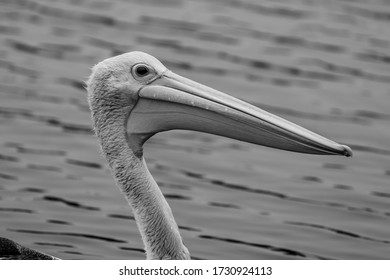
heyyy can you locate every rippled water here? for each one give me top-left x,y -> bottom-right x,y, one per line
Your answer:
0,0 -> 390,259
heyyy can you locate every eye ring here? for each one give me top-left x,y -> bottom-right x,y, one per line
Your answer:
132,64 -> 150,78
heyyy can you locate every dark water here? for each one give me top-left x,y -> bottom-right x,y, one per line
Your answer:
0,0 -> 389,259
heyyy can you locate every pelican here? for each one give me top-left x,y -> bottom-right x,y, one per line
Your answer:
0,51 -> 351,260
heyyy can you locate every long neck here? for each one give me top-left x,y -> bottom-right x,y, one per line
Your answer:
91,103 -> 190,259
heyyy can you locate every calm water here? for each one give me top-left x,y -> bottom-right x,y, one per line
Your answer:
0,0 -> 389,259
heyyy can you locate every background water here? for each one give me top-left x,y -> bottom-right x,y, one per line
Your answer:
0,0 -> 389,260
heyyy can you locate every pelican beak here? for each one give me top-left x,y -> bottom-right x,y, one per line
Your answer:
128,70 -> 352,157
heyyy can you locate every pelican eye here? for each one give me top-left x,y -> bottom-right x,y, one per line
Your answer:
134,65 -> 149,77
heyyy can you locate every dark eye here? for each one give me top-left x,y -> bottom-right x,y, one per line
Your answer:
134,65 -> 149,77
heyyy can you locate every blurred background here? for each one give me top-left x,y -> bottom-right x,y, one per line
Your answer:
0,0 -> 389,259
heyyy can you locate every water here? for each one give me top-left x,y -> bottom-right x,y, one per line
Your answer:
0,0 -> 389,259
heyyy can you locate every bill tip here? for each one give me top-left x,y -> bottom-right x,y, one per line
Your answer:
341,145 -> 353,157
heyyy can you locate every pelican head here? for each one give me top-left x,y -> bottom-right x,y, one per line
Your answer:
87,51 -> 352,159
86,51 -> 351,259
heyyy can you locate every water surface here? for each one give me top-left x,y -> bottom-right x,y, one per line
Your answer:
0,0 -> 389,259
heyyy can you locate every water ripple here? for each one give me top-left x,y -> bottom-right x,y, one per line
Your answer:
0,153 -> 18,162
108,214 -> 135,220
0,208 -> 34,213
66,158 -> 102,169
8,229 -> 126,243
35,242 -> 73,248
286,221 -> 390,245
42,196 -> 100,211
199,235 -> 326,259
119,247 -> 145,253
0,173 -> 18,180
209,202 -> 240,209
